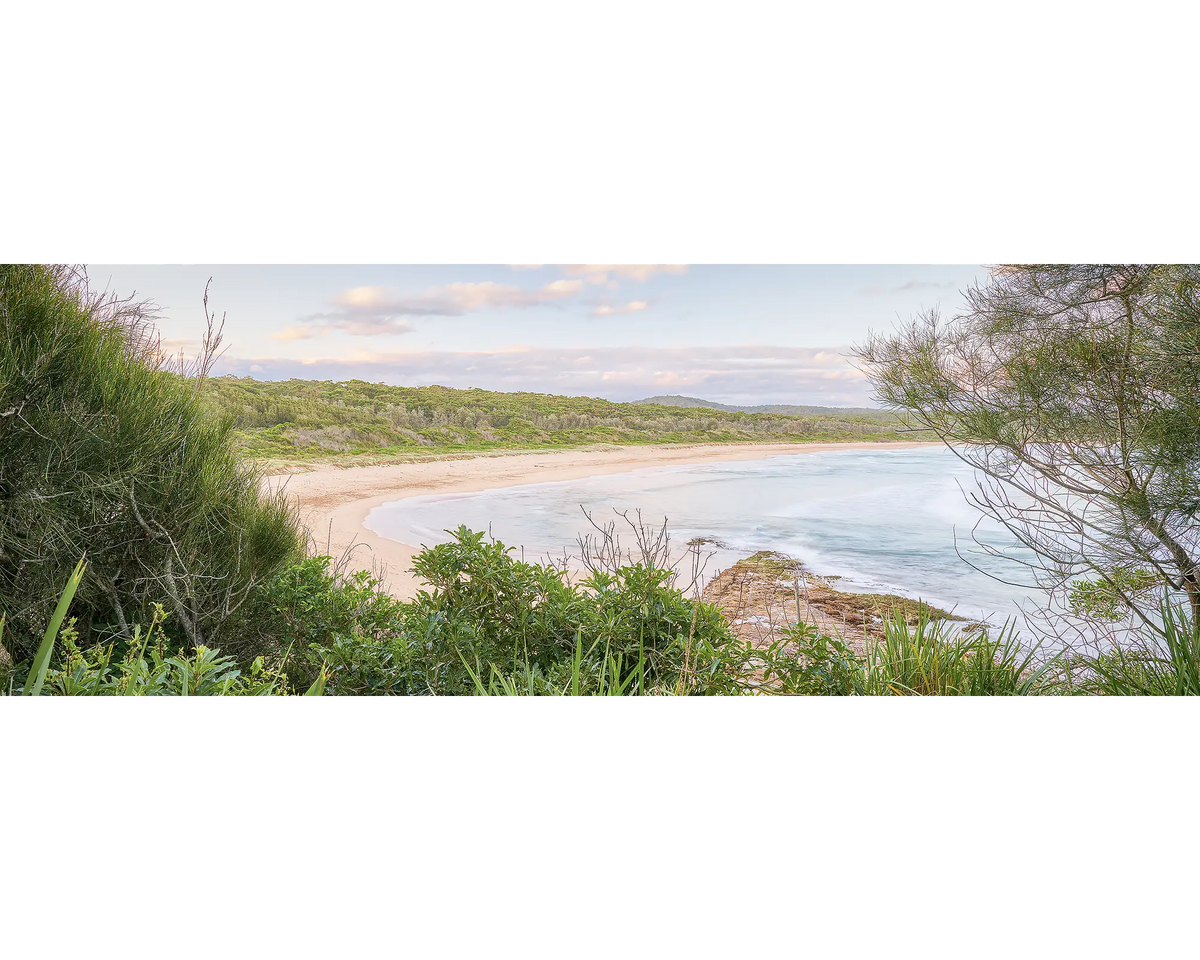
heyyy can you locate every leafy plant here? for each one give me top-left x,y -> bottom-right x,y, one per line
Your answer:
770,623 -> 867,695
22,557 -> 87,695
862,611 -> 1056,696
4,557 -> 310,696
1068,569 -> 1160,622
244,554 -> 407,688
306,527 -> 747,695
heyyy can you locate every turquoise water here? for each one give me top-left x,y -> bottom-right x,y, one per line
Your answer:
363,447 -> 1043,627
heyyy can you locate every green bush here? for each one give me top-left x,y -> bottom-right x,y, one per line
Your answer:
405,526 -> 590,692
246,554 -> 409,691
1,560 -> 299,695
0,265 -> 304,661
13,526 -> 1197,696
1068,568 -> 1160,622
304,526 -> 754,695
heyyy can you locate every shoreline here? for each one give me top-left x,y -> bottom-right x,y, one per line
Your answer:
264,440 -> 942,600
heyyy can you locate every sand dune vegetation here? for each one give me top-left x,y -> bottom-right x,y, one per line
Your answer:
0,265 -> 303,667
201,376 -> 917,466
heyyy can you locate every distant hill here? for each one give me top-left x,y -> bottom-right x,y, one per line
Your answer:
635,394 -> 886,417
201,378 -> 916,462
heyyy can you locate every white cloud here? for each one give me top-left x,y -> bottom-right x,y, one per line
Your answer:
274,279 -> 585,339
591,300 -> 649,317
541,279 -> 585,298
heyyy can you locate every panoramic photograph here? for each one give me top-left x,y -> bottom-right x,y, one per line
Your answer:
3,262 -> 1196,697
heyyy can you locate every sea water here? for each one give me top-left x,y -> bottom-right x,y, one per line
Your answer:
363,447 -> 1047,629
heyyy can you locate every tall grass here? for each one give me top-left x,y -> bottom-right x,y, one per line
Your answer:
0,265 -> 304,662
862,613 -> 1056,696
1063,600 -> 1200,696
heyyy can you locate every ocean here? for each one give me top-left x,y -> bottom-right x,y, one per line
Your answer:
363,447 -> 1045,628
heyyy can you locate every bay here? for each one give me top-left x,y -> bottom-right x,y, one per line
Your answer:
364,447 -> 1046,628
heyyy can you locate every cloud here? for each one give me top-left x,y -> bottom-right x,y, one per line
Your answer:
155,336 -> 203,357
273,324 -> 324,341
214,344 -> 875,406
540,280 -> 586,298
274,279 -> 585,339
560,265 -> 688,284
329,281 -> 583,315
591,300 -> 649,317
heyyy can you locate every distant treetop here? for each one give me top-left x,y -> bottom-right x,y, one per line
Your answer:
633,394 -> 885,416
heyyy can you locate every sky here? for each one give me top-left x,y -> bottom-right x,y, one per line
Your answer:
86,264 -> 988,406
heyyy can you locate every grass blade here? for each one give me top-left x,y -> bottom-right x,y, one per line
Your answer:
23,557 -> 86,696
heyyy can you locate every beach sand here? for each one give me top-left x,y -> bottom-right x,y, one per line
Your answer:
264,441 -> 938,599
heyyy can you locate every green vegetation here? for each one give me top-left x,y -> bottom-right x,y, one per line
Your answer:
740,549 -> 808,576
780,613 -> 1053,696
200,377 -> 919,464
5,262 -> 1200,696
1,526 -> 826,696
0,265 -> 304,663
1059,600 -> 1200,696
856,263 -> 1200,633
307,525 -> 752,696
7,524 -> 1198,697
0,530 -> 906,698
1068,568 -> 1160,622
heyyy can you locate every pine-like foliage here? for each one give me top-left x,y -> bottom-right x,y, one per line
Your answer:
0,265 -> 303,661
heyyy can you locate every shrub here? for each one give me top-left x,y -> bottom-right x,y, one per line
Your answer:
306,526 -> 748,695
404,526 -> 590,692
2,560 -> 298,696
244,555 -> 409,691
0,265 -> 304,661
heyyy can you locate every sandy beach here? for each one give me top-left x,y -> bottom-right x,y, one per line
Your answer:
264,441 -> 938,599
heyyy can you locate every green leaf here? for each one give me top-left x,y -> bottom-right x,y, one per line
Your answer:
24,557 -> 87,697
304,668 -> 327,696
